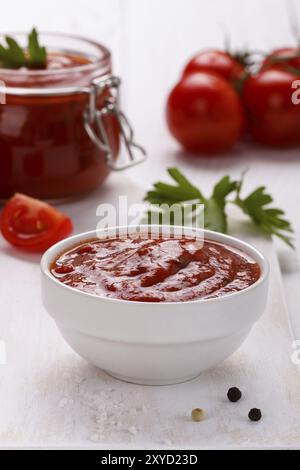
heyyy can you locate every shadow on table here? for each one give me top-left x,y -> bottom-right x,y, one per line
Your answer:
170,141 -> 300,171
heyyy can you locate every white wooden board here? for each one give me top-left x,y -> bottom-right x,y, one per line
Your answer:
0,174 -> 299,449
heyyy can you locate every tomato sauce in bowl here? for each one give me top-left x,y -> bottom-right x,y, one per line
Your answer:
50,234 -> 261,303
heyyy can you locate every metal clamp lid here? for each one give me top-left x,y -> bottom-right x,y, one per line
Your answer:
83,75 -> 146,171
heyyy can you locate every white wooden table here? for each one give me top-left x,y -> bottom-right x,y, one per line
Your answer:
0,0 -> 300,449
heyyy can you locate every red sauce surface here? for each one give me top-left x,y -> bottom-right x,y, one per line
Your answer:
46,52 -> 91,71
0,52 -> 119,199
1,52 -> 92,78
51,235 -> 261,303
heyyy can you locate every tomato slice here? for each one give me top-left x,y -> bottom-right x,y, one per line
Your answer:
0,193 -> 73,252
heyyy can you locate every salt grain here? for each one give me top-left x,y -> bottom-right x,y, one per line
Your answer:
89,433 -> 100,443
58,398 -> 69,408
74,376 -> 84,384
128,426 -> 138,436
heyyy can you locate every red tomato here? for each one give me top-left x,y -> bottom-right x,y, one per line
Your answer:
243,69 -> 300,147
0,193 -> 73,252
262,47 -> 300,71
183,50 -> 245,82
166,72 -> 245,153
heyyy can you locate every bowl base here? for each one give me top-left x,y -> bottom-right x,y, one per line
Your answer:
105,370 -> 201,386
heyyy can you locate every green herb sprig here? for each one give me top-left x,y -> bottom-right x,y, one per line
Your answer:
144,168 -> 294,248
0,28 -> 47,69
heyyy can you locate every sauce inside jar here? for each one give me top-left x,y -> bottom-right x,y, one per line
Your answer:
45,52 -> 91,71
51,235 -> 261,303
0,35 -> 119,200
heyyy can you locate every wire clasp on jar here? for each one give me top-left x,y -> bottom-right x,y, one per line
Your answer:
84,75 -> 146,171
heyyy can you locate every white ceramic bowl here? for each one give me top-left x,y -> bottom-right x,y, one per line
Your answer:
41,225 -> 269,386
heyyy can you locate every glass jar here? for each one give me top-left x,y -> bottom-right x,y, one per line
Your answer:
0,32 -> 145,200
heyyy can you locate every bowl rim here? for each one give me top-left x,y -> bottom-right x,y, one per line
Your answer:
41,225 -> 270,306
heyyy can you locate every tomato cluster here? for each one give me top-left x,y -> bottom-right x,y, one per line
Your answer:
166,48 -> 300,153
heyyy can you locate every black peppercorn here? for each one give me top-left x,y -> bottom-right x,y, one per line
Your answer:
227,387 -> 242,402
248,408 -> 262,422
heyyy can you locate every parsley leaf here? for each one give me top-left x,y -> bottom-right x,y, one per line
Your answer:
144,167 -> 204,205
205,176 -> 238,233
144,169 -> 237,233
0,28 -> 47,69
144,167 -> 294,248
144,168 -> 204,226
28,28 -> 47,69
234,177 -> 294,248
0,37 -> 27,69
